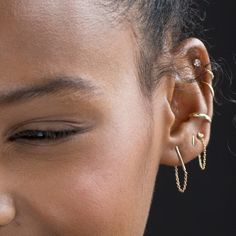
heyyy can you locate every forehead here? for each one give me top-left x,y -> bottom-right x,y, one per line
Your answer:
0,0 -> 137,88
0,0 -> 113,58
0,0 -> 110,34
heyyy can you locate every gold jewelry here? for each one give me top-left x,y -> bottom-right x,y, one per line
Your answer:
193,59 -> 201,67
192,135 -> 196,146
197,132 -> 207,170
175,146 -> 188,193
189,113 -> 212,123
193,59 -> 214,80
206,69 -> 214,80
200,81 -> 215,97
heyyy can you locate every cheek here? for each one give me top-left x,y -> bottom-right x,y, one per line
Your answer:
12,80 -> 162,235
20,118 -> 156,235
51,140 -> 152,233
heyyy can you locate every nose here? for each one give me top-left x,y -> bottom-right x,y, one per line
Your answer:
0,194 -> 16,226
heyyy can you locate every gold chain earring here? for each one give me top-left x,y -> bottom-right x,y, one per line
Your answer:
197,132 -> 207,170
175,146 -> 188,193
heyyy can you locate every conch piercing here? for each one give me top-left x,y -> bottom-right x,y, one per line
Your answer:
189,113 -> 212,123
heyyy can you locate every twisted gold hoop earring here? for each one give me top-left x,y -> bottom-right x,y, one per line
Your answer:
189,113 -> 212,123
175,146 -> 188,193
197,132 -> 207,170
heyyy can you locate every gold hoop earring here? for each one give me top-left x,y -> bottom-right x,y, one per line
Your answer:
175,146 -> 188,193
197,132 -> 207,170
193,59 -> 214,79
206,69 -> 214,80
189,113 -> 212,123
200,81 -> 215,97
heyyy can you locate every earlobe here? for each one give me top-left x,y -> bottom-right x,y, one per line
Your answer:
159,38 -> 214,168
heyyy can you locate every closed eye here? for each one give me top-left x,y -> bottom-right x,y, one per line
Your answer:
8,129 -> 83,143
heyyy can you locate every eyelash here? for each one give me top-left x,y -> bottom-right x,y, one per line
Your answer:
8,129 -> 80,143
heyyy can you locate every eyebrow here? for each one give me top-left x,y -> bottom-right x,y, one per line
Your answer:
0,75 -> 101,105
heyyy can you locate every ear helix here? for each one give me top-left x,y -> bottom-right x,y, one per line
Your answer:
174,59 -> 212,193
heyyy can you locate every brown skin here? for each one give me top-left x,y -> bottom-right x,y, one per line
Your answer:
0,1 -> 213,235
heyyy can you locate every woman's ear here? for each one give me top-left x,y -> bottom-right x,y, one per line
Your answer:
157,38 -> 214,166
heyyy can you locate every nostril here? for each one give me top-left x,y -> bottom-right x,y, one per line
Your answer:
0,194 -> 16,226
